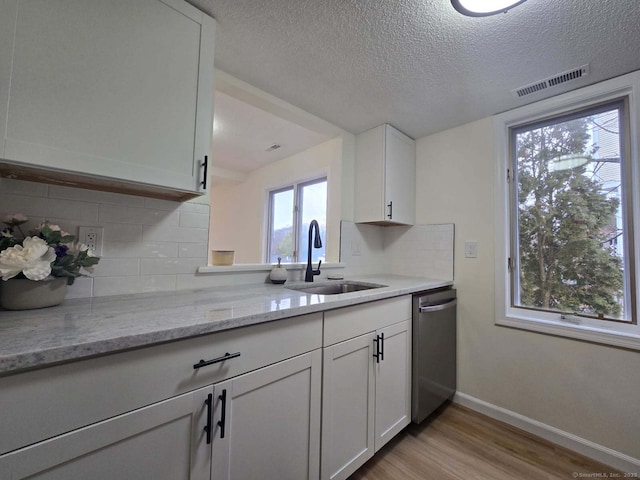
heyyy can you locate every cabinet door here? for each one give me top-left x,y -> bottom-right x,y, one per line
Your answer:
2,0 -> 215,194
354,124 -> 415,225
374,319 -> 412,451
384,126 -> 416,225
321,333 -> 376,480
0,386 -> 212,480
211,350 -> 322,480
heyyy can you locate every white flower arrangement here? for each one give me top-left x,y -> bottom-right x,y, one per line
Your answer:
0,214 -> 100,284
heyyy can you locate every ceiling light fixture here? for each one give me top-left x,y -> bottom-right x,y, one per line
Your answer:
451,0 -> 527,17
550,154 -> 590,171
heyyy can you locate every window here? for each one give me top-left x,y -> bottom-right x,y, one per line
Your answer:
511,100 -> 633,323
266,178 -> 327,263
495,71 -> 640,349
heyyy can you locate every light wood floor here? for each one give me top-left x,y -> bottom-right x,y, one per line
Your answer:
350,403 -> 620,480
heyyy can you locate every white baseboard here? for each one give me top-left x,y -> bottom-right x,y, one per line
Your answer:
454,392 -> 640,474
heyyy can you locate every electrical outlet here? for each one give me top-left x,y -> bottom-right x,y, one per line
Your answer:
78,226 -> 104,256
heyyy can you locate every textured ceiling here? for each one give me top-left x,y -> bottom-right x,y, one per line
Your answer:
190,0 -> 640,140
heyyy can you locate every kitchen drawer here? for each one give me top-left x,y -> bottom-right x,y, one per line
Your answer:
323,296 -> 411,346
0,313 -> 322,455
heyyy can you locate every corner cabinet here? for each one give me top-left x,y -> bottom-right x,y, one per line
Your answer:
354,124 -> 416,225
321,297 -> 412,480
0,0 -> 216,201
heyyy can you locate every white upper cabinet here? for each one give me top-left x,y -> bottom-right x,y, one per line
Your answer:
354,124 -> 416,225
0,0 -> 215,200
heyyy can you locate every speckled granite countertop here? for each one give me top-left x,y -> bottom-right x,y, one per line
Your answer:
0,274 -> 452,375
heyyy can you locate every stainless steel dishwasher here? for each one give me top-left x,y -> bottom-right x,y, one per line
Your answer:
411,288 -> 457,424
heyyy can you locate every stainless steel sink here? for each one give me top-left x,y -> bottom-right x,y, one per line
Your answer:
286,281 -> 386,295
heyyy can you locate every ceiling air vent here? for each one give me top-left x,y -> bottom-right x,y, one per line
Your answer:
511,64 -> 589,98
265,144 -> 281,152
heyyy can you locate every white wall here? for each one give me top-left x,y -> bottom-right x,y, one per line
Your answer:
415,117 -> 640,461
209,136 -> 343,264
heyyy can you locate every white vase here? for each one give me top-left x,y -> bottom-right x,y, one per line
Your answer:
0,277 -> 68,310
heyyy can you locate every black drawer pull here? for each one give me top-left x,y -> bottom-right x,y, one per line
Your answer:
193,352 -> 241,369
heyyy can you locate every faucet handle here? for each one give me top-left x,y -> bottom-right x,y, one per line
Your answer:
314,259 -> 322,275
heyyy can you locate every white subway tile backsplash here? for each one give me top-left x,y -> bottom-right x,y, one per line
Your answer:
0,179 -> 215,300
101,223 -> 143,243
144,198 -> 182,211
44,198 -> 100,223
93,276 -> 143,297
0,178 -> 48,197
179,211 -> 209,229
340,221 -> 454,281
99,205 -> 179,226
180,202 -> 210,214
102,241 -> 178,259
1,194 -> 57,218
141,275 -> 177,293
48,185 -> 145,207
66,276 -> 94,299
140,257 -> 203,275
93,258 -> 140,277
142,224 -> 209,244
178,243 -> 208,258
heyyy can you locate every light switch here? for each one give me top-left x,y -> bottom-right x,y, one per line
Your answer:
465,241 -> 478,258
351,240 -> 362,256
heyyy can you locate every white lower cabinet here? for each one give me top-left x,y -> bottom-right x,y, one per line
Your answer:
0,350 -> 322,480
0,297 -> 413,480
374,320 -> 412,448
321,297 -> 412,480
321,333 -> 376,480
0,386 -> 213,480
211,350 -> 322,480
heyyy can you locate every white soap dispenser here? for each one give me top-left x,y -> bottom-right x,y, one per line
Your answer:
269,257 -> 288,284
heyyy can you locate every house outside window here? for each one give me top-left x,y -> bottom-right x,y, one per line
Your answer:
494,71 -> 640,349
267,178 -> 327,263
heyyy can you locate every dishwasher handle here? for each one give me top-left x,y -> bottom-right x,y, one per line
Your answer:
419,298 -> 457,313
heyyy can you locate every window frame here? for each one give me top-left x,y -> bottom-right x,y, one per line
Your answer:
494,71 -> 640,350
266,176 -> 327,263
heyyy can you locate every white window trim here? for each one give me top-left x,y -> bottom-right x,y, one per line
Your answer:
494,70 -> 640,350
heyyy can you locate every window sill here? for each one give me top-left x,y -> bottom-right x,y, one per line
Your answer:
497,315 -> 640,351
198,262 -> 346,274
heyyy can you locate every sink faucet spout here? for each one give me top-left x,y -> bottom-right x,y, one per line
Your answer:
305,220 -> 322,282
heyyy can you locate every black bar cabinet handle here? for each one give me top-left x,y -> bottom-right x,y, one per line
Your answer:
200,155 -> 208,189
204,393 -> 213,444
380,333 -> 384,361
193,351 -> 241,369
373,335 -> 380,363
387,201 -> 393,219
218,389 -> 227,439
